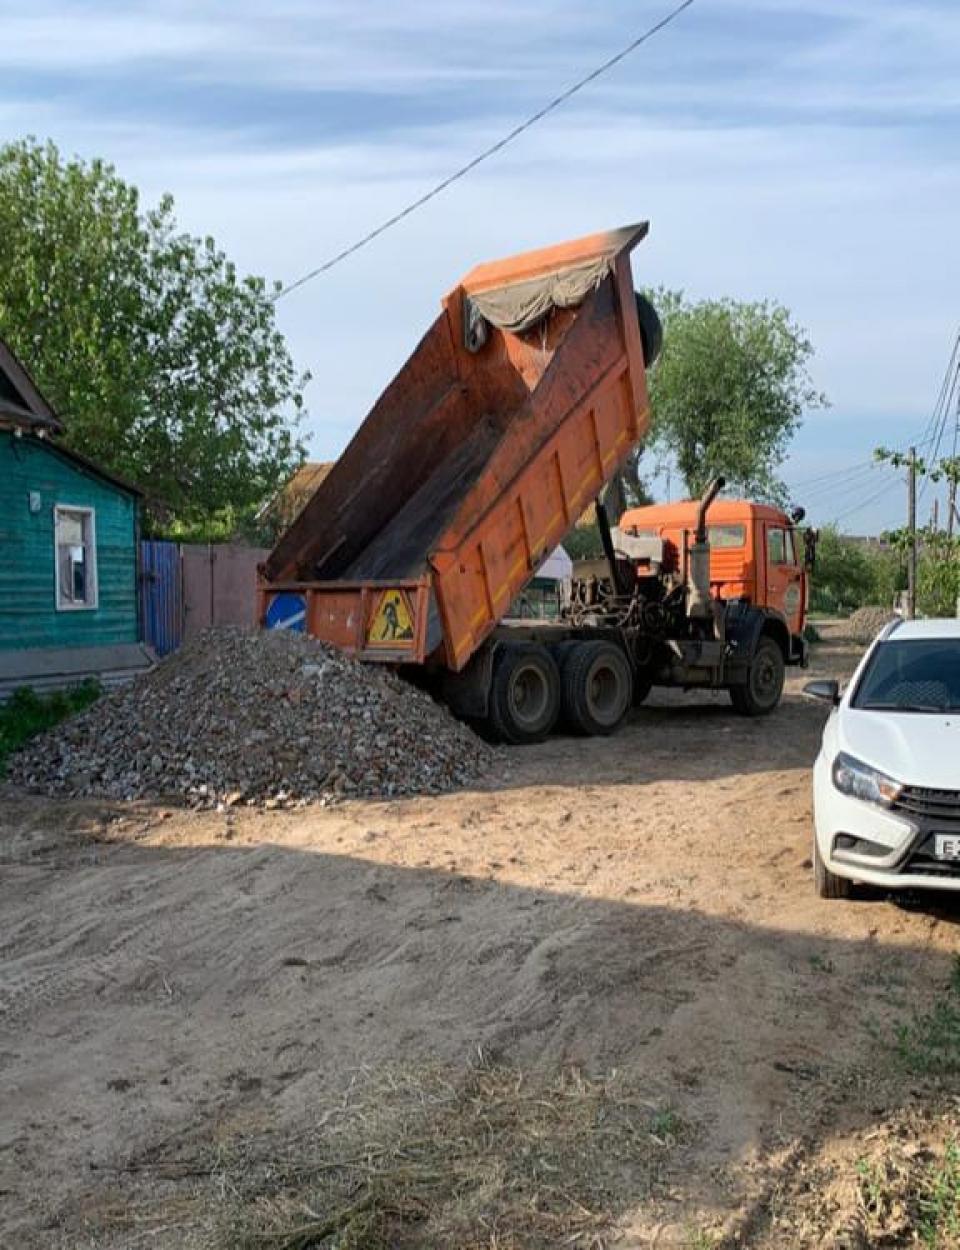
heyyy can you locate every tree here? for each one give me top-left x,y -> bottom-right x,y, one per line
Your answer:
0,138 -> 308,531
639,289 -> 826,501
883,525 -> 960,618
808,525 -> 902,614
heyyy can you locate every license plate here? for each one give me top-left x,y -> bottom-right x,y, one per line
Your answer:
934,835 -> 960,860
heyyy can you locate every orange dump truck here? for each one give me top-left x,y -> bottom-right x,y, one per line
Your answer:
260,224 -> 809,742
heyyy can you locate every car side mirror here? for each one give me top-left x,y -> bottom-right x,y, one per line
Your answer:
803,679 -> 840,706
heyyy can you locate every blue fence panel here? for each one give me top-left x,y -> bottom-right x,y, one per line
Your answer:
140,541 -> 183,656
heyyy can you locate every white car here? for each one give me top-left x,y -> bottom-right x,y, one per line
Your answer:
806,617 -> 960,899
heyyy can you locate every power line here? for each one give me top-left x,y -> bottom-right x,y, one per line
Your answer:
919,327 -> 960,452
794,460 -> 879,499
788,428 -> 942,495
918,329 -> 960,501
829,471 -> 899,526
272,0 -> 697,302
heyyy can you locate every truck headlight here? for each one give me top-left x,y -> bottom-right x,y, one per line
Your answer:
831,752 -> 902,807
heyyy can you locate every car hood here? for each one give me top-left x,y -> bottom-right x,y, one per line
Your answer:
839,708 -> 960,789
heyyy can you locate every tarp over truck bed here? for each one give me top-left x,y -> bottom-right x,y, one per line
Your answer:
260,223 -> 654,668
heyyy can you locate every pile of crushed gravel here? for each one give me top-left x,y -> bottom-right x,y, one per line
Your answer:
845,605 -> 899,644
10,629 -> 490,808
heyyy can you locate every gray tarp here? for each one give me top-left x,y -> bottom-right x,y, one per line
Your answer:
463,222 -> 647,346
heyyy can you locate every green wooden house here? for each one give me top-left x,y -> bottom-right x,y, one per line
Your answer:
0,339 -> 151,696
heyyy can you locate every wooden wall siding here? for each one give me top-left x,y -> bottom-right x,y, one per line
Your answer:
0,434 -> 139,651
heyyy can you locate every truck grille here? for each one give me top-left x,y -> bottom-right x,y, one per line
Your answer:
891,786 -> 960,828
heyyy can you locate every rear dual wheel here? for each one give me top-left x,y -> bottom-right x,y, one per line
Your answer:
488,644 -> 561,745
561,641 -> 633,736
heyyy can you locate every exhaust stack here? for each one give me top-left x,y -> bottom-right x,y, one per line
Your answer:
687,475 -> 725,620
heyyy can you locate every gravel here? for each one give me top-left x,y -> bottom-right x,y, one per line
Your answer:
9,628 -> 490,808
845,605 -> 899,644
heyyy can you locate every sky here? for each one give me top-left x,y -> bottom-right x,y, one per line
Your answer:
3,0 -> 959,533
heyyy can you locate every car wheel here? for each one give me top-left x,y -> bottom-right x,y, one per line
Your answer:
814,838 -> 854,900
730,638 -> 786,716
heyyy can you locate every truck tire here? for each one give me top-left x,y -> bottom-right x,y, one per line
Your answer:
635,293 -> 663,367
633,669 -> 653,706
561,641 -> 633,735
729,637 -> 785,717
488,644 -> 560,745
814,839 -> 854,900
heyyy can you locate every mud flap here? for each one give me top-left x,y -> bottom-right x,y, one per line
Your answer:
441,642 -> 498,720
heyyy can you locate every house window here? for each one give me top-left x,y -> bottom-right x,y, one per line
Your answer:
55,506 -> 98,610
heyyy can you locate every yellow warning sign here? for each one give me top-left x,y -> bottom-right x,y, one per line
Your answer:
367,589 -> 416,647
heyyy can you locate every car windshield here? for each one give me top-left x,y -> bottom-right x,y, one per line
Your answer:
853,637 -> 960,713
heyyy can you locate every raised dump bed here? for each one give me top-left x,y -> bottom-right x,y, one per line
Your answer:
260,224 -> 655,671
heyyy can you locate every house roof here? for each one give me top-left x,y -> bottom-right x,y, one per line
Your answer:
259,461 -> 335,528
0,339 -> 62,434
39,436 -> 143,497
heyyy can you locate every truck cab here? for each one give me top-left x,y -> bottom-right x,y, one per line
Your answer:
618,498 -> 807,643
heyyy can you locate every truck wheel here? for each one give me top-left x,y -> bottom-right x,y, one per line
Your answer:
561,641 -> 633,735
814,839 -> 854,899
635,293 -> 663,367
488,644 -> 560,745
633,670 -> 653,706
730,637 -> 785,716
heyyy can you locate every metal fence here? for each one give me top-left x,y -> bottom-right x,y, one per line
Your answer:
140,540 -> 183,656
140,542 -> 268,656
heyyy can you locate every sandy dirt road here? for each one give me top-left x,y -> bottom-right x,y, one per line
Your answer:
2,634 -> 959,1247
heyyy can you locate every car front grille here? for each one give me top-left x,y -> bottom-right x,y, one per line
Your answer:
891,786 -> 960,828
903,832 -> 960,878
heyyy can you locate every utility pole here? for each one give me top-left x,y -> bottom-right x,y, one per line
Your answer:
907,445 -> 917,620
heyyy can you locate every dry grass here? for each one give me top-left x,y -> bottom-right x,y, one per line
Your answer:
204,1054 -> 681,1250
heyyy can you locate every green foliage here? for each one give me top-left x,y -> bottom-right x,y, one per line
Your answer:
0,679 -> 100,772
882,525 -> 960,618
918,1140 -> 960,1249
917,530 -> 960,618
0,138 -> 308,532
895,956 -> 960,1076
809,525 -> 903,614
640,288 -> 826,501
563,522 -> 604,560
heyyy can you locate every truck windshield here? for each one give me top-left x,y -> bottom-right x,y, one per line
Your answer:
852,638 -> 960,712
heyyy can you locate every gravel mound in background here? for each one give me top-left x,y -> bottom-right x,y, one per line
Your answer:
844,605 -> 899,644
10,629 -> 490,808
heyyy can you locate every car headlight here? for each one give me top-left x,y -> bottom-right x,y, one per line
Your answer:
831,752 -> 902,807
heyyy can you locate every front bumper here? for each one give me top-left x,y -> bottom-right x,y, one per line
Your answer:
813,760 -> 960,891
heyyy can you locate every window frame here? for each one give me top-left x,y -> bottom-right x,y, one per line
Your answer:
54,504 -> 99,612
766,526 -> 787,566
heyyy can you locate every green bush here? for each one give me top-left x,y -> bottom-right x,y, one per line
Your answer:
809,526 -> 903,615
0,679 -> 101,773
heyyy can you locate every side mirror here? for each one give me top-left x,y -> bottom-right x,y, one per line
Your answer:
803,679 -> 840,706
